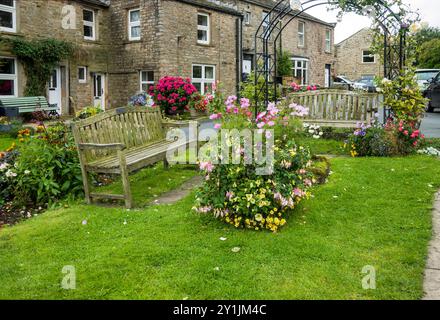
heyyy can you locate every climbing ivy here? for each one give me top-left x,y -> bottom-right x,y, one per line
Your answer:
5,37 -> 74,97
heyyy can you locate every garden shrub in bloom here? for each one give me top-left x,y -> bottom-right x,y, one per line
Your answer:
128,92 -> 155,108
74,106 -> 103,120
290,82 -> 318,93
194,98 -> 315,233
149,76 -> 198,115
346,122 -> 395,157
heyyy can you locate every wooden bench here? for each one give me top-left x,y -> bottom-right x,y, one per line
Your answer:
71,107 -> 198,208
0,96 -> 58,117
286,90 -> 382,128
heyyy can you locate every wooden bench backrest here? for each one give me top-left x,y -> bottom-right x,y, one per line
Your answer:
287,90 -> 383,122
72,107 -> 165,162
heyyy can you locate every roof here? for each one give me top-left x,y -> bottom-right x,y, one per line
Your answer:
175,0 -> 242,16
241,0 -> 336,27
335,28 -> 372,46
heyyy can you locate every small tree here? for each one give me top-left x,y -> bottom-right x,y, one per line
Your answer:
277,51 -> 293,77
418,39 -> 440,69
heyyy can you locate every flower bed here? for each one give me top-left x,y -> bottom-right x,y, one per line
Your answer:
194,96 -> 317,233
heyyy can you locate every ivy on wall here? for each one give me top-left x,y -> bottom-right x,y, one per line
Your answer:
3,37 -> 74,97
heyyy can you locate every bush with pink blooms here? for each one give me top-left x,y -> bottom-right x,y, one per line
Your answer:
149,76 -> 198,115
290,82 -> 318,93
194,97 -> 314,233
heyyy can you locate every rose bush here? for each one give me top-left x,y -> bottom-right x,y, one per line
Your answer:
149,76 -> 198,115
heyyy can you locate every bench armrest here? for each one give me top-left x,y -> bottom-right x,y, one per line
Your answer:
78,143 -> 126,151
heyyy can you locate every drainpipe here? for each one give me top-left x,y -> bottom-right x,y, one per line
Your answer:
236,15 -> 243,97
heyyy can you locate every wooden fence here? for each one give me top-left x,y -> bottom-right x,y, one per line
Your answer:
286,90 -> 383,128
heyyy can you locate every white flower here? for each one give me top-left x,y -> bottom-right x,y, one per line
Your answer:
24,170 -> 31,175
5,169 -> 17,178
0,162 -> 10,172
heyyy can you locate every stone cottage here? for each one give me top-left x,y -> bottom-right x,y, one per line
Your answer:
334,28 -> 383,82
0,0 -> 336,115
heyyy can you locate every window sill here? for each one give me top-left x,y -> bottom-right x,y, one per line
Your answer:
197,42 -> 213,48
0,31 -> 22,38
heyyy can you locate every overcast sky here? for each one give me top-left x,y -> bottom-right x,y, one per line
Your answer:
305,0 -> 440,43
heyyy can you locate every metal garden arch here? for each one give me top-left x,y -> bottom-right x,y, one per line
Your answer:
253,0 -> 413,117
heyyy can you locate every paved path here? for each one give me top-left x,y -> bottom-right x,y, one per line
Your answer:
420,112 -> 440,138
151,175 -> 203,205
423,190 -> 440,300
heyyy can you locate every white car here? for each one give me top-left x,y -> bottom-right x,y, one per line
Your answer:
415,69 -> 440,91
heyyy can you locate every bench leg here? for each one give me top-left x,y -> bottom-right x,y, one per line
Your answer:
79,160 -> 92,205
163,158 -> 169,170
118,151 -> 133,209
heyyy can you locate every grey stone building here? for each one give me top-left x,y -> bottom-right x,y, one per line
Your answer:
335,28 -> 383,82
0,0 -> 336,115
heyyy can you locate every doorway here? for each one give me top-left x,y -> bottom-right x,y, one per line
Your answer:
93,73 -> 106,110
48,67 -> 62,115
325,64 -> 331,88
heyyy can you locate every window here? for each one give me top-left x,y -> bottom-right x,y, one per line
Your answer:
129,8 -> 141,41
78,66 -> 87,83
262,11 -> 270,35
244,11 -> 251,25
197,13 -> 210,44
0,0 -> 16,33
192,64 -> 215,95
140,71 -> 154,92
325,29 -> 332,53
298,21 -> 305,47
362,50 -> 375,63
292,58 -> 308,85
0,57 -> 17,97
83,9 -> 95,40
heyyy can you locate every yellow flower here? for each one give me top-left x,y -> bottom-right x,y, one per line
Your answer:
274,218 -> 280,226
255,214 -> 263,222
273,208 -> 278,212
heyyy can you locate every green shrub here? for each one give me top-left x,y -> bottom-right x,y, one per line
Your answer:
74,106 -> 103,120
347,124 -> 396,157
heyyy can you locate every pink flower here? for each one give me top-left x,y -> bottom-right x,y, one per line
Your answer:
200,161 -> 214,173
214,123 -> 222,130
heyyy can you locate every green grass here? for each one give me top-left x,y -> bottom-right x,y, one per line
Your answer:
299,137 -> 346,155
1,156 -> 439,299
0,134 -> 16,151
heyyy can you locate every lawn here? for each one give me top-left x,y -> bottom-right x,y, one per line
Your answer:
0,155 -> 439,299
0,134 -> 15,151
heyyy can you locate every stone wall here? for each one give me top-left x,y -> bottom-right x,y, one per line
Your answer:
335,28 -> 383,81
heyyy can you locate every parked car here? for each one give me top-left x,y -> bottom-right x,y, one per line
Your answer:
353,78 -> 377,93
415,69 -> 440,91
333,76 -> 354,90
424,71 -> 440,112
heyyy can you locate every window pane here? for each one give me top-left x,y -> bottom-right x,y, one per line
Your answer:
205,83 -> 213,93
0,58 -> 15,74
0,79 -> 14,95
193,66 -> 202,79
130,10 -> 140,22
0,0 -> 13,7
84,25 -> 93,37
83,10 -> 94,22
78,68 -> 86,80
0,11 -> 13,28
146,71 -> 154,82
198,14 -> 208,26
193,82 -> 201,92
205,66 -> 214,79
131,26 -> 140,38
198,30 -> 207,42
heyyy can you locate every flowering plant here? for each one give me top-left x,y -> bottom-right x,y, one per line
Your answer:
386,119 -> 425,154
74,106 -> 103,120
195,98 -> 315,233
129,92 -> 155,108
149,76 -> 198,115
303,123 -> 324,139
290,82 -> 318,93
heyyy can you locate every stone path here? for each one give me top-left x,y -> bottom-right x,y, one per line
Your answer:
151,175 -> 203,205
423,189 -> 440,300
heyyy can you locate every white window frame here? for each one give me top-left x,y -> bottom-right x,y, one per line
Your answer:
362,50 -> 376,63
128,8 -> 141,41
197,13 -> 210,45
244,11 -> 251,25
192,64 -> 216,95
325,29 -> 332,53
0,0 -> 16,33
292,58 -> 309,86
0,57 -> 18,97
262,11 -> 270,35
140,70 -> 154,92
78,66 -> 87,83
298,21 -> 305,47
83,9 -> 96,41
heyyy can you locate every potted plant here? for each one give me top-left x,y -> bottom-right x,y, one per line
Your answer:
277,50 -> 294,86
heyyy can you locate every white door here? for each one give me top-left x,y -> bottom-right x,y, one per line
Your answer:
243,60 -> 252,75
48,67 -> 62,115
93,73 -> 106,110
325,65 -> 331,88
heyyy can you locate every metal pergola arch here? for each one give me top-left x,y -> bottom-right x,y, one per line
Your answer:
252,0 -> 410,117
